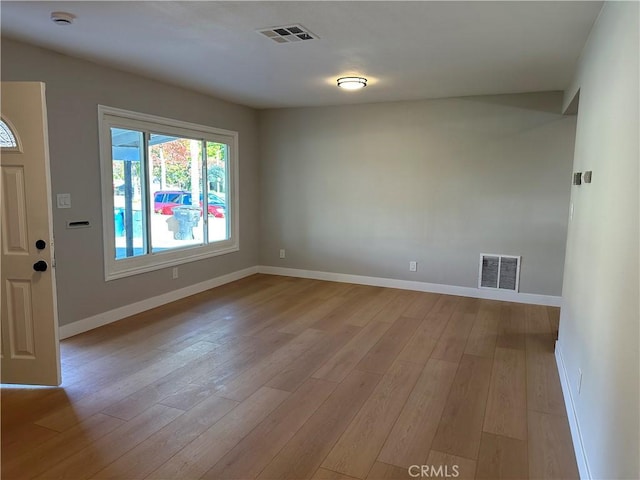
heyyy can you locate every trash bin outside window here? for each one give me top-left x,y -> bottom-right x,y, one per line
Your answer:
171,206 -> 201,240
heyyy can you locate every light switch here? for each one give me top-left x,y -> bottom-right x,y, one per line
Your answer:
57,193 -> 71,209
573,172 -> 582,186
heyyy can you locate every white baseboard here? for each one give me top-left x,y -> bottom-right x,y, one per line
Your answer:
59,264 -> 560,340
257,266 -> 562,306
555,341 -> 591,479
59,266 -> 259,339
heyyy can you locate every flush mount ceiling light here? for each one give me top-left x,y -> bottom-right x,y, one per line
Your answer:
51,12 -> 76,26
337,77 -> 367,90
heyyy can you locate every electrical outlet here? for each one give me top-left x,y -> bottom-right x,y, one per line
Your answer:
409,261 -> 417,272
577,368 -> 583,394
172,267 -> 179,279
279,249 -> 286,259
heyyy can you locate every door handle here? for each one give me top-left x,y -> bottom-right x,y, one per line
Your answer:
33,260 -> 48,272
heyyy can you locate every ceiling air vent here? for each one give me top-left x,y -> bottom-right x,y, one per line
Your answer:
479,254 -> 521,292
257,24 -> 318,44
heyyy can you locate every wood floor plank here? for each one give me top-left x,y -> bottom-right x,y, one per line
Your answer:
266,325 -> 359,392
528,410 -> 579,480
396,320 -> 439,367
313,290 -> 383,331
257,369 -> 381,480
356,316 -> 422,374
21,346 -> 170,412
312,321 -> 392,382
90,395 -> 236,479
148,386 -> 289,479
180,279 -> 309,337
496,303 -> 526,351
203,378 -> 337,479
483,347 -> 527,440
3,413 -> 124,479
150,322 -> 240,353
1,275 -> 579,480
369,291 -> 421,324
431,298 -> 478,363
156,383 -> 218,411
425,450 -> 477,480
64,334 -> 192,384
1,421 -> 58,460
215,328 -> 327,401
310,281 -> 358,300
35,341 -> 218,431
191,330 -> 296,390
416,295 -> 460,339
61,276 -> 285,366
431,354 -> 493,460
36,404 -> 183,480
347,288 -> 399,327
525,304 -> 552,335
401,292 -> 440,320
59,347 -> 183,401
475,432 -> 528,479
228,281 -> 322,337
367,462 -> 412,479
88,307 -> 238,358
60,317 -> 174,368
547,306 -> 560,337
246,295 -> 328,337
98,335 -> 258,420
464,300 -> 500,358
377,359 -> 458,469
313,467 -> 361,480
279,295 -> 351,335
525,333 -> 566,416
1,386 -> 60,414
321,360 -> 423,479
398,295 -> 460,365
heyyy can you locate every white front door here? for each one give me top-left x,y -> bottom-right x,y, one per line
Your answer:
1,82 -> 61,386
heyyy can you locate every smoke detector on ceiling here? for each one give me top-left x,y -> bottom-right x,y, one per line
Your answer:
257,24 -> 318,44
51,12 -> 76,26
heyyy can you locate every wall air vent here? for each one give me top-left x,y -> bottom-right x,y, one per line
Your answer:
257,24 -> 318,44
479,254 -> 521,292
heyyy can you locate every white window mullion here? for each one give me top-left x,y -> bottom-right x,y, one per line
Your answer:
201,139 -> 209,245
143,132 -> 152,255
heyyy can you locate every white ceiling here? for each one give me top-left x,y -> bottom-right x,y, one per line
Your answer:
1,1 -> 602,109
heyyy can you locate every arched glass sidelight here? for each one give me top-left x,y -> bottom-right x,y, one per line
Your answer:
0,119 -> 18,148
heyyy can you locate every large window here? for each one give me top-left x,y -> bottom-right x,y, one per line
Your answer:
99,106 -> 239,280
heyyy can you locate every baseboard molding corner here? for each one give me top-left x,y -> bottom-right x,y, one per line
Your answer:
555,341 -> 592,480
257,265 -> 561,306
59,266 -> 259,339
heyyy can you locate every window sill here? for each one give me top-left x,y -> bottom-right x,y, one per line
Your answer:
105,243 -> 239,281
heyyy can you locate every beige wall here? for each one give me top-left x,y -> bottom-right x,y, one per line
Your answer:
259,93 -> 575,296
2,40 -> 578,324
1,38 -> 260,326
558,2 -> 639,479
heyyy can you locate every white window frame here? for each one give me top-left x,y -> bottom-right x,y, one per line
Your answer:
98,105 -> 239,281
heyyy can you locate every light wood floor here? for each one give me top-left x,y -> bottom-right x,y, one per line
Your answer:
1,274 -> 579,479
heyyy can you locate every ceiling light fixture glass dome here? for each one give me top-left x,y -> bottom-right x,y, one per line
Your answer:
337,77 -> 367,90
50,11 -> 76,25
